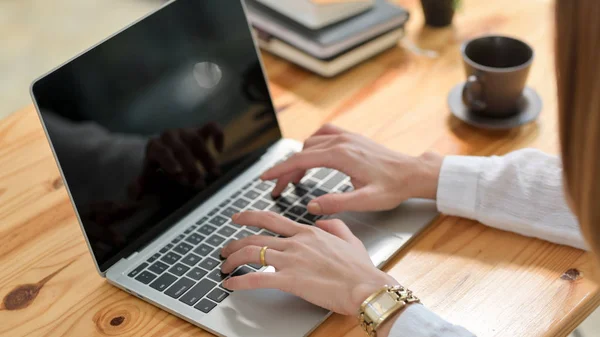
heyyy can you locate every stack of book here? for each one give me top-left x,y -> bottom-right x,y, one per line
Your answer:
245,0 -> 410,77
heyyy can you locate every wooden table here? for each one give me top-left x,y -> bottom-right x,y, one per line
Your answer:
1,0 -> 598,336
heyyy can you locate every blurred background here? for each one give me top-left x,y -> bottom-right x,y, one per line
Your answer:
0,0 -> 599,336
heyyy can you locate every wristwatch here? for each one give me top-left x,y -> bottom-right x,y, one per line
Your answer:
358,285 -> 420,337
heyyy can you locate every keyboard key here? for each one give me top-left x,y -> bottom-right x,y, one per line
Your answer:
312,168 -> 332,180
207,288 -> 229,303
159,246 -> 169,254
194,243 -> 213,256
199,257 -> 220,271
135,271 -> 157,285
180,279 -> 216,306
207,235 -> 226,247
234,230 -> 253,239
255,182 -> 271,191
211,248 -> 224,260
311,188 -> 327,197
221,207 -> 238,218
165,277 -> 195,299
248,263 -> 263,269
208,208 -> 219,216
183,226 -> 195,235
198,224 -> 217,236
209,216 -> 228,227
196,216 -> 209,225
150,273 -> 177,292
219,199 -> 231,207
147,253 -> 160,263
149,261 -> 169,274
260,230 -> 276,237
231,191 -> 241,198
301,178 -> 318,188
173,242 -> 193,255
304,213 -> 321,223
128,263 -> 148,278
288,205 -> 306,216
169,263 -> 190,276
187,267 -> 208,281
233,266 -> 253,277
283,213 -> 298,221
217,226 -> 237,237
233,199 -> 250,209
278,195 -> 297,206
297,218 -> 312,225
268,204 -> 286,213
181,253 -> 202,266
172,234 -> 186,244
160,252 -> 182,265
195,298 -> 217,313
246,226 -> 261,233
185,233 -> 205,245
242,182 -> 252,190
251,200 -> 270,210
291,186 -> 309,197
340,184 -> 353,192
244,190 -> 261,200
321,172 -> 347,190
300,196 -> 313,205
207,269 -> 228,283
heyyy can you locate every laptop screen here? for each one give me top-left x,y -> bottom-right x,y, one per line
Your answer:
31,0 -> 281,273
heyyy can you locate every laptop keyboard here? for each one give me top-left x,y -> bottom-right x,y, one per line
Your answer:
126,152 -> 352,314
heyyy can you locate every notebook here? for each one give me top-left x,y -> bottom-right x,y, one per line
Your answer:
254,0 -> 375,29
245,0 -> 409,59
253,26 -> 404,77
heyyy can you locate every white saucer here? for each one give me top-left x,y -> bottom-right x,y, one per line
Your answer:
448,83 -> 542,130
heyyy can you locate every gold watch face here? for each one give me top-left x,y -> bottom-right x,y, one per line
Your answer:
364,291 -> 397,319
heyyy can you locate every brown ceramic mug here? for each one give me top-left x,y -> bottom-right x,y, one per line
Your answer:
461,35 -> 534,117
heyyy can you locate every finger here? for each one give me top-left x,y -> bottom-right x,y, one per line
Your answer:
314,219 -> 357,243
146,139 -> 181,175
307,187 -> 375,215
291,170 -> 306,184
181,131 -> 219,176
271,172 -> 296,197
221,245 -> 285,274
161,131 -> 202,184
223,271 -> 286,291
303,135 -> 335,150
261,149 -> 339,181
232,211 -> 304,237
221,234 -> 288,258
312,123 -> 345,136
199,122 -> 225,152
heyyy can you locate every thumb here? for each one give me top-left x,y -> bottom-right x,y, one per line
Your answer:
307,187 -> 374,215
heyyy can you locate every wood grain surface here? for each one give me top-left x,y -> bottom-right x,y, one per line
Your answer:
1,0 -> 598,336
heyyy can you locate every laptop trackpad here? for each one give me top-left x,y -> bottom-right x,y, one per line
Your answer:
201,268 -> 330,337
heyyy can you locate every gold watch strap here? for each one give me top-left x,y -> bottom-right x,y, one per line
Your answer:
358,285 -> 420,337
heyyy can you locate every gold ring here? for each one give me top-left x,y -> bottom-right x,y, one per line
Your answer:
260,246 -> 268,267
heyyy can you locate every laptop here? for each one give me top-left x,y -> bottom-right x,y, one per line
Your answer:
29,0 -> 438,336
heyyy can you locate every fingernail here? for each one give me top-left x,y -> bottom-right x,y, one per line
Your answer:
307,201 -> 321,214
232,213 -> 239,222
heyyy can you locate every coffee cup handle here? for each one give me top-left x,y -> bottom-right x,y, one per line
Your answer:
462,75 -> 487,111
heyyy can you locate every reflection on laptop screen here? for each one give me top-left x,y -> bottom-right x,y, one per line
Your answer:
32,0 -> 281,272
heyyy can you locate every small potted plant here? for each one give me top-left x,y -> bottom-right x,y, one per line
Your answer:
420,0 -> 461,27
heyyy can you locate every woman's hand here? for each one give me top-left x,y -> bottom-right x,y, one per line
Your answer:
261,124 -> 443,215
220,211 -> 398,315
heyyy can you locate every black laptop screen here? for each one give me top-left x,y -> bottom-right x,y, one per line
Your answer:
32,0 -> 281,272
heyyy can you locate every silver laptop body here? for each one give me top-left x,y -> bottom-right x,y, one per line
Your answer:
30,1 -> 438,336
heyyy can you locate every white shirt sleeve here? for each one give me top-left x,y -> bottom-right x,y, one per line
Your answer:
436,148 -> 585,250
388,149 -> 585,337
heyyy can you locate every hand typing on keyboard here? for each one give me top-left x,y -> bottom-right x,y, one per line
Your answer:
220,211 -> 397,316
261,124 -> 444,215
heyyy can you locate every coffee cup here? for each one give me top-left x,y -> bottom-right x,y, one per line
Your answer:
461,35 -> 534,117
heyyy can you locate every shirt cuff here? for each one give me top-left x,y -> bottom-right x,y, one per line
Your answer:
389,304 -> 475,337
436,155 -> 489,219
